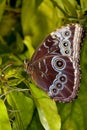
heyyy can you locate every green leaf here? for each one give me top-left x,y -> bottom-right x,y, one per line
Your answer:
0,66 -> 22,83
61,0 -> 77,17
50,0 -> 79,22
1,54 -> 22,66
0,42 -> 11,54
50,0 -> 65,14
0,88 -> 1,94
35,0 -> 44,8
15,32 -> 24,54
0,56 -> 2,65
68,0 -> 78,7
24,36 -> 35,58
7,91 -> 34,130
16,0 -> 22,7
21,0 -> 35,35
58,102 -> 84,130
80,0 -> 87,12
0,0 -> 6,22
7,78 -> 25,87
28,109 -> 44,130
79,36 -> 87,130
0,99 -> 12,130
0,14 -> 16,36
21,0 -> 64,48
29,83 -> 61,130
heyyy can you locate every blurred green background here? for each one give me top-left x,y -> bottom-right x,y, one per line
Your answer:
0,0 -> 87,130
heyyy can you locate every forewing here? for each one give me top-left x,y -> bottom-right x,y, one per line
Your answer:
31,24 -> 76,62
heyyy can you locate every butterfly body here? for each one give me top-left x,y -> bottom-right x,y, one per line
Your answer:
25,24 -> 84,102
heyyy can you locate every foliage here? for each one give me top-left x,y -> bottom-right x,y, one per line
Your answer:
0,0 -> 87,130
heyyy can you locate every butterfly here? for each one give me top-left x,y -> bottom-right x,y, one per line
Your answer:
24,23 -> 85,103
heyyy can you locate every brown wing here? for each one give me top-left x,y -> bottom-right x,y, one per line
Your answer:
30,24 -> 76,63
26,23 -> 84,102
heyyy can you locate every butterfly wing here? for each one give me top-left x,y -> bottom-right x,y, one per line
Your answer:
29,54 -> 79,102
31,24 -> 80,62
26,24 -> 84,102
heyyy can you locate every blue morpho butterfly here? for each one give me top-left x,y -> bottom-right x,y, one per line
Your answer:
24,24 -> 85,103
